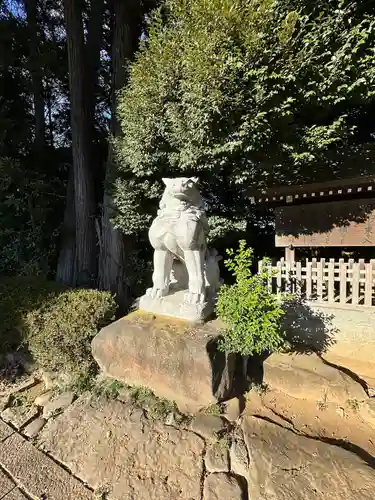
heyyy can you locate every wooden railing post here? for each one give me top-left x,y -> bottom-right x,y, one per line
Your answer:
339,258 -> 347,304
296,261 -> 302,298
317,258 -> 324,301
352,262 -> 360,305
327,258 -> 335,303
306,259 -> 312,300
267,260 -> 273,293
365,263 -> 373,306
276,260 -> 282,295
258,257 -> 373,307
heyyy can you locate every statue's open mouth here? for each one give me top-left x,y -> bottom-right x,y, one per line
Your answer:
169,191 -> 189,200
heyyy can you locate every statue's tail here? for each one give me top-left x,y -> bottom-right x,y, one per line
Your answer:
162,233 -> 185,263
170,245 -> 185,263
162,230 -> 209,264
167,245 -> 209,267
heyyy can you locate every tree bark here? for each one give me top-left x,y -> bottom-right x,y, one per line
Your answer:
56,168 -> 76,285
24,0 -> 45,152
45,82 -> 54,147
98,0 -> 142,310
63,0 -> 97,286
84,0 -> 105,202
84,0 -> 104,140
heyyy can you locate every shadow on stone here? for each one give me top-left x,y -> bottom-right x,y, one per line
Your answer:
243,300 -> 370,406
242,300 -> 339,390
206,336 -> 248,402
0,328 -> 34,383
282,299 -> 337,355
318,356 -> 370,395
246,352 -> 267,386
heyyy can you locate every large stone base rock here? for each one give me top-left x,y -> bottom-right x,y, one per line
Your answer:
263,352 -> 367,404
92,312 -> 241,413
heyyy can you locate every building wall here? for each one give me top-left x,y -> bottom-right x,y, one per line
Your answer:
275,198 -> 375,247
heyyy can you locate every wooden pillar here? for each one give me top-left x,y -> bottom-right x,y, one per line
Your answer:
285,246 -> 295,263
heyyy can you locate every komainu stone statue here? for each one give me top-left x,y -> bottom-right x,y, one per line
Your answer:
139,177 -> 222,322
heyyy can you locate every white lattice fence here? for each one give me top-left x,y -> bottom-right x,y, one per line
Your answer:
258,258 -> 375,306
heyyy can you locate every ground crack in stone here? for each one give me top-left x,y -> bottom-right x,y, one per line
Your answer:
318,354 -> 370,396
279,463 -> 311,474
263,405 -> 299,433
199,439 -> 208,500
32,434 -> 95,492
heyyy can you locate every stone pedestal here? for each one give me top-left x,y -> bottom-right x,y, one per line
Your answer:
138,289 -> 215,323
92,312 -> 241,413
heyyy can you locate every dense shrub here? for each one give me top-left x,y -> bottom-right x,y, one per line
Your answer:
0,277 -> 66,352
114,0 -> 375,244
0,277 -> 116,374
216,241 -> 287,356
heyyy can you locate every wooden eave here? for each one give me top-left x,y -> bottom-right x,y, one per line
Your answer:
248,176 -> 375,206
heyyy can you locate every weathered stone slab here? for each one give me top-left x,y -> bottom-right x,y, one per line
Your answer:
0,469 -> 14,498
242,416 -> 375,499
230,437 -> 249,478
92,312 -> 239,413
222,397 -> 243,422
0,377 -> 37,398
204,473 -> 245,500
20,382 -> 45,401
3,488 -> 28,500
0,395 -> 10,411
34,391 -> 53,407
0,420 -> 14,442
42,391 -> 74,419
205,442 -> 230,473
23,417 -> 46,438
0,433 -> 92,500
263,352 -> 367,404
1,406 -> 39,430
38,394 -> 204,500
190,414 -> 226,439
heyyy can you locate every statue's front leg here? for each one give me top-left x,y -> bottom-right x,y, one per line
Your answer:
183,249 -> 206,305
146,249 -> 173,299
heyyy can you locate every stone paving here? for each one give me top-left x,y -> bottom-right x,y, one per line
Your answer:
1,367 -> 375,500
0,418 -> 93,500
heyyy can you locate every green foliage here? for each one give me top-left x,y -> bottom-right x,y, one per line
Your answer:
127,385 -> 177,420
0,276 -> 116,374
346,398 -> 360,412
217,240 -> 286,355
0,276 -> 67,352
0,2 -> 71,278
201,403 -> 222,416
214,437 -> 230,452
92,378 -> 124,400
0,158 -> 65,276
64,369 -> 97,395
25,288 -> 116,374
114,0 -> 375,242
9,391 -> 33,409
